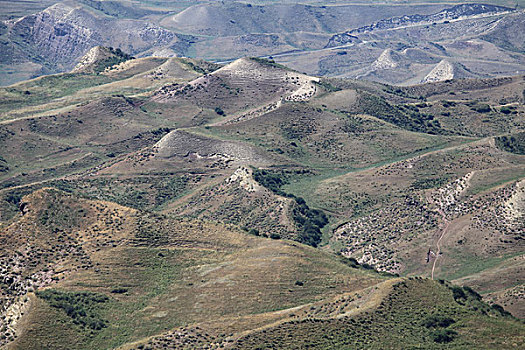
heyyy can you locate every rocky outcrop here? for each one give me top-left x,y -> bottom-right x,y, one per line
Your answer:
326,4 -> 514,47
421,59 -> 477,83
421,59 -> 455,83
501,179 -> 525,231
3,2 -> 188,74
371,49 -> 401,70
227,167 -> 263,192
154,130 -> 265,165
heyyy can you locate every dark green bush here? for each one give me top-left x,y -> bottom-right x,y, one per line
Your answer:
423,315 -> 455,328
451,286 -> 466,302
500,106 -> 511,114
36,289 -> 109,331
111,287 -> 128,294
249,228 -> 260,236
491,304 -> 512,317
93,47 -> 134,73
431,329 -> 457,343
463,286 -> 482,301
472,104 -> 491,113
358,93 -> 445,135
495,134 -> 525,155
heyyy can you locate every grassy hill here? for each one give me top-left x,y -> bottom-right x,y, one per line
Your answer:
2,188 -> 385,349
0,54 -> 523,348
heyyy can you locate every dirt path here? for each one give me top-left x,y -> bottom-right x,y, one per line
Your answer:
431,207 -> 449,280
425,191 -> 449,280
427,171 -> 475,279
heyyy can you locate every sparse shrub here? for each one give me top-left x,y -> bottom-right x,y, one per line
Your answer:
214,107 -> 225,116
314,80 -> 342,92
358,93 -> 445,135
431,329 -> 457,343
36,289 -> 109,331
423,315 -> 455,328
270,233 -> 281,240
251,168 -> 327,247
500,106 -> 511,114
249,228 -> 260,236
411,177 -> 449,190
111,287 -> 128,294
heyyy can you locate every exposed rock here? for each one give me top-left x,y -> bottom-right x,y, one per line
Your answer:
421,59 -> 455,83
228,167 -> 262,192
3,2 -> 188,75
326,4 -> 514,47
153,130 -> 265,165
501,179 -> 525,230
371,49 -> 401,70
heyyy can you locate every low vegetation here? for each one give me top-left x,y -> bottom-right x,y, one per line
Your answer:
357,93 -> 445,135
36,290 -> 109,331
229,279 -> 523,349
495,133 -> 525,155
93,47 -> 134,73
0,52 -> 523,349
252,168 -> 328,247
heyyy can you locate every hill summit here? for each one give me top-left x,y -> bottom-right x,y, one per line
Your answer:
72,46 -> 134,74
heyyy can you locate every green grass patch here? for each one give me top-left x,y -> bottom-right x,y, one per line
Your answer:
442,251 -> 523,281
36,290 -> 109,331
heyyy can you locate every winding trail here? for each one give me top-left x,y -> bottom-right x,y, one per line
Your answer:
427,172 -> 473,279
425,190 -> 449,280
431,207 -> 449,280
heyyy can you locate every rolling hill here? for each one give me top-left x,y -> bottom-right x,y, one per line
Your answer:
0,47 -> 523,348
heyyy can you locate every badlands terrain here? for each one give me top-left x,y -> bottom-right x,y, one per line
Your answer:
0,43 -> 523,348
0,1 -> 524,85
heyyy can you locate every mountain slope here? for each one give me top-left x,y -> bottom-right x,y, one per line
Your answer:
0,1 -> 190,85
153,57 -> 319,116
4,1 -> 524,86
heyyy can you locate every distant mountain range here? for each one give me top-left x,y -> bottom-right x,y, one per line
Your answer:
1,1 -> 524,86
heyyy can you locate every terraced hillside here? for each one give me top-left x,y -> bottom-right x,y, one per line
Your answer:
0,51 -> 523,348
